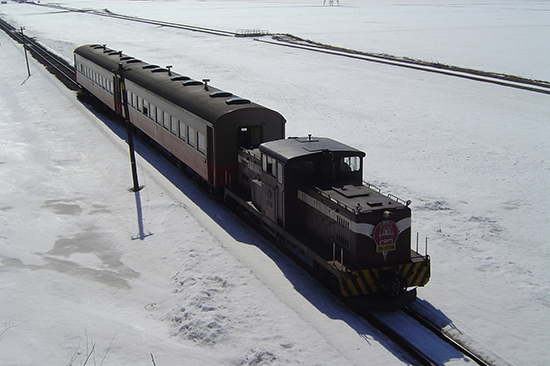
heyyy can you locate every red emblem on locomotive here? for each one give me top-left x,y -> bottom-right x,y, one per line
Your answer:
373,220 -> 399,260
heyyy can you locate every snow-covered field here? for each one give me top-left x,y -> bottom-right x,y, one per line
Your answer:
1,1 -> 549,365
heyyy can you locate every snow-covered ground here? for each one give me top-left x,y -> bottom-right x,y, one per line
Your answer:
1,1 -> 549,365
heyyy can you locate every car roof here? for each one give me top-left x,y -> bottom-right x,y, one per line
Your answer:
74,44 -> 283,125
260,136 -> 365,163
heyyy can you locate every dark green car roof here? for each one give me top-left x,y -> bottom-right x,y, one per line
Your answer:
74,44 -> 284,125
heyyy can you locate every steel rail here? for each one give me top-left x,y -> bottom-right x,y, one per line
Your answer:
361,305 -> 502,366
255,37 -> 550,96
93,11 -> 236,37
0,18 -> 79,90
362,311 -> 438,366
402,306 -> 492,366
25,39 -> 78,89
26,1 -> 236,37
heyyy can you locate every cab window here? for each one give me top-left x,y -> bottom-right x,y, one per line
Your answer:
340,156 -> 361,173
262,154 -> 277,176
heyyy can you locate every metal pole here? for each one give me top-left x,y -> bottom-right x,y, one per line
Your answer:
117,64 -> 142,192
425,237 -> 428,256
125,115 -> 141,192
20,27 -> 31,77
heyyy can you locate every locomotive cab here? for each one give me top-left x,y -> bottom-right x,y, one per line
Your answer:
247,136 -> 366,229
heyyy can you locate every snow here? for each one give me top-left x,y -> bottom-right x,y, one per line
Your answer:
1,0 -> 549,365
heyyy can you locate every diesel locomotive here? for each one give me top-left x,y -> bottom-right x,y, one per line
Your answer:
74,44 -> 430,310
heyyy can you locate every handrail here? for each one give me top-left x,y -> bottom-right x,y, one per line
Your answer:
362,181 -> 411,207
308,181 -> 411,215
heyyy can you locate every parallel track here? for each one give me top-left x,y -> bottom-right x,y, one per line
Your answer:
258,36 -> 550,95
95,11 -> 236,37
30,2 -> 236,37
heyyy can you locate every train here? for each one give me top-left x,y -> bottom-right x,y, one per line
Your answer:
74,44 -> 430,310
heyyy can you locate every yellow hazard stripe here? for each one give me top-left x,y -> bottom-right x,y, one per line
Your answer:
403,261 -> 430,287
363,269 -> 378,293
346,276 -> 359,296
353,273 -> 369,294
338,258 -> 430,297
342,269 -> 378,297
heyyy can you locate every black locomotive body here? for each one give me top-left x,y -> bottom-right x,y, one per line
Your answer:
235,137 -> 429,309
74,44 -> 429,310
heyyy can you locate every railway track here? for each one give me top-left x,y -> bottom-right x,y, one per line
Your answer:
258,35 -> 550,96
30,1 -> 237,37
402,306 -> 491,366
95,10 -> 236,37
0,18 -> 79,90
364,306 -> 499,366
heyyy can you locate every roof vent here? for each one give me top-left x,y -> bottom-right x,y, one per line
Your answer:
171,75 -> 191,81
225,97 -> 250,105
295,136 -> 319,143
183,80 -> 203,86
209,91 -> 233,98
142,64 -> 159,69
126,59 -> 142,64
151,67 -> 169,73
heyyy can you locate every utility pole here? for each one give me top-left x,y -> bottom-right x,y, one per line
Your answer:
115,63 -> 142,192
20,27 -> 31,77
